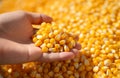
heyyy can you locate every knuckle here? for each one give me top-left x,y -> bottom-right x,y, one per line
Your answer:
16,10 -> 27,17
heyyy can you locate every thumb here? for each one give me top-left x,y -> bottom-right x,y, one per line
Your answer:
0,38 -> 42,64
26,12 -> 53,24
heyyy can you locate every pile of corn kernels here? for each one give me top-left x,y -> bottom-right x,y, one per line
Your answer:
0,0 -> 120,78
32,22 -> 78,53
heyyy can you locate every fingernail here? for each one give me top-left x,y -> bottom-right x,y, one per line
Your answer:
72,49 -> 79,55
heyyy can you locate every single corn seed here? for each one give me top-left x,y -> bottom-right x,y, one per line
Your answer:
44,39 -> 50,43
42,46 -> 48,52
104,59 -> 112,66
55,34 -> 61,41
59,40 -> 66,45
49,32 -> 54,38
35,40 -> 42,47
46,43 -> 53,48
50,38 -> 56,44
64,45 -> 70,52
32,37 -> 38,43
55,44 -> 60,48
93,66 -> 99,72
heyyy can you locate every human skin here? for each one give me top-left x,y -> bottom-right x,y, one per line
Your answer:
0,11 -> 81,65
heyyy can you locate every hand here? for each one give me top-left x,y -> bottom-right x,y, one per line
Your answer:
0,11 -> 81,64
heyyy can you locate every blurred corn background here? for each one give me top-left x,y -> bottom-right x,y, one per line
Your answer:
0,0 -> 120,78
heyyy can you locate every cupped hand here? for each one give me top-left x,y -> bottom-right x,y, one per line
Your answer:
0,11 -> 81,64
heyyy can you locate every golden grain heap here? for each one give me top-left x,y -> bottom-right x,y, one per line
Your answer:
32,22 -> 77,53
0,0 -> 120,78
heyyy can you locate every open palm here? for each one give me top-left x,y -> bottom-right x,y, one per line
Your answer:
0,11 -> 80,64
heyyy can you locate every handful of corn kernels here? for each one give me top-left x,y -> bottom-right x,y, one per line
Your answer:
32,22 -> 78,53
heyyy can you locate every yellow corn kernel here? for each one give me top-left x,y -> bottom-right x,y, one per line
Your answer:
55,44 -> 60,48
69,75 -> 75,78
40,43 -> 47,48
106,69 -> 112,76
111,68 -> 118,75
104,59 -> 112,66
67,37 -> 74,43
32,37 -> 38,43
35,40 -> 42,47
59,40 -> 66,45
48,71 -> 54,77
68,66 -> 75,71
67,71 -> 73,75
101,66 -> 108,72
61,33 -> 68,39
36,35 -> 43,40
8,68 -> 12,73
107,53 -> 114,59
50,38 -> 56,44
49,32 -> 54,38
38,67 -> 43,73
44,39 -> 50,43
63,73 -> 69,78
74,62 -> 79,69
42,33 -> 48,39
62,66 -> 67,72
64,45 -> 70,52
55,34 -> 61,41
74,72 -> 79,78
68,43 -> 73,49
42,46 -> 48,52
84,59 -> 90,66
46,43 -> 53,48
49,48 -> 57,52
54,67 -> 59,73
35,74 -> 41,78
78,65 -> 85,71
57,75 -> 64,78
93,66 -> 99,72
53,30 -> 60,35
36,30 -> 41,35
70,40 -> 76,47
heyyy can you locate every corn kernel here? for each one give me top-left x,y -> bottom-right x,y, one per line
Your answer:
32,37 -> 38,43
55,44 -> 60,48
59,40 -> 66,45
54,67 -> 59,73
50,38 -> 56,44
93,66 -> 99,72
42,46 -> 48,52
46,43 -> 53,48
55,34 -> 61,41
44,39 -> 50,43
35,40 -> 42,47
104,59 -> 112,66
64,45 -> 70,52
49,32 -> 54,38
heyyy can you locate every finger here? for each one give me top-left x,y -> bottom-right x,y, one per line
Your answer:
38,52 -> 75,62
38,48 -> 80,62
74,42 -> 81,50
26,12 -> 53,24
70,49 -> 79,56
